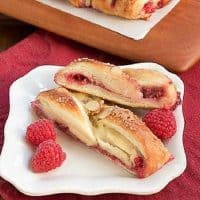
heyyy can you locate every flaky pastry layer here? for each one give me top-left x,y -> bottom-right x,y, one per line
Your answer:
68,0 -> 171,19
54,58 -> 179,109
32,87 -> 171,178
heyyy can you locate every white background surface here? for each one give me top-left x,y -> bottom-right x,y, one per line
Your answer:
0,63 -> 186,196
36,0 -> 180,40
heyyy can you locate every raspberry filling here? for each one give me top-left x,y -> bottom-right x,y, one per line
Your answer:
66,73 -> 92,85
171,92 -> 181,110
134,156 -> 144,169
133,156 -> 145,178
142,87 -> 164,99
157,0 -> 164,8
31,100 -> 44,118
95,146 -> 145,178
157,0 -> 168,8
65,73 -> 126,97
143,1 -> 156,14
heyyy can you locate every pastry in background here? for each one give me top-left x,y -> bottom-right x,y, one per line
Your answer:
68,0 -> 171,19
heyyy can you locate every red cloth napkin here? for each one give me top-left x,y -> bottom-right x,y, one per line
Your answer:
0,30 -> 199,200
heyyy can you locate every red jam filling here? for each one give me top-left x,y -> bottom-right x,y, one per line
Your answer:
65,73 -> 122,96
66,72 -> 150,100
66,73 -> 92,85
133,156 -> 145,178
94,146 -> 140,176
142,87 -> 164,99
170,92 -> 181,110
157,0 -> 164,8
143,1 -> 156,14
31,100 -> 45,118
134,156 -> 144,169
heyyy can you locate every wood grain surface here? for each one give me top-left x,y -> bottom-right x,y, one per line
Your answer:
0,0 -> 200,72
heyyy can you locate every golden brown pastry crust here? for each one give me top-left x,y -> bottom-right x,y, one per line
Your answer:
32,87 -> 171,178
99,106 -> 171,177
122,68 -> 178,109
54,58 -> 178,109
68,0 -> 171,19
33,87 -> 97,146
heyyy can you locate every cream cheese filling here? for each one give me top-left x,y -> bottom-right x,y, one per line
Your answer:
94,123 -> 138,167
73,92 -> 141,168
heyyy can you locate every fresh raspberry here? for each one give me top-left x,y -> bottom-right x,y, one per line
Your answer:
143,109 -> 176,140
26,119 -> 56,146
31,140 -> 66,173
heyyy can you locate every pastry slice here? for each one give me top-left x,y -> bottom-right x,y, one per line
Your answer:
31,87 -> 96,146
54,58 -> 179,109
93,106 -> 171,178
155,0 -> 171,8
32,87 -> 171,178
68,0 -> 171,19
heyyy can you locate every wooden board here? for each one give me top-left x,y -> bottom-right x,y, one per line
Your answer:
0,0 -> 200,72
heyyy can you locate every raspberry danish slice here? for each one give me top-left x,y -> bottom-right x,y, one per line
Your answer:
32,87 -> 171,178
54,58 -> 179,109
68,0 -> 171,19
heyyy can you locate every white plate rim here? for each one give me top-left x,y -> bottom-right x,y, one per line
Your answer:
0,62 -> 186,196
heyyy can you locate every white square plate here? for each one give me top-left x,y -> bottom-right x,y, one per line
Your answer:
0,62 -> 186,196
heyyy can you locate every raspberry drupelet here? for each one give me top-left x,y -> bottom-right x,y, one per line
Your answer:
31,140 -> 66,173
26,119 -> 56,146
143,109 -> 176,140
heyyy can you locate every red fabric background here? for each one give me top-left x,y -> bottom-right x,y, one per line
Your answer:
0,30 -> 199,200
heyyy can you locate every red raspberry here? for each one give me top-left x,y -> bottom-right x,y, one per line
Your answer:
26,119 -> 56,146
31,140 -> 66,173
143,109 -> 176,140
